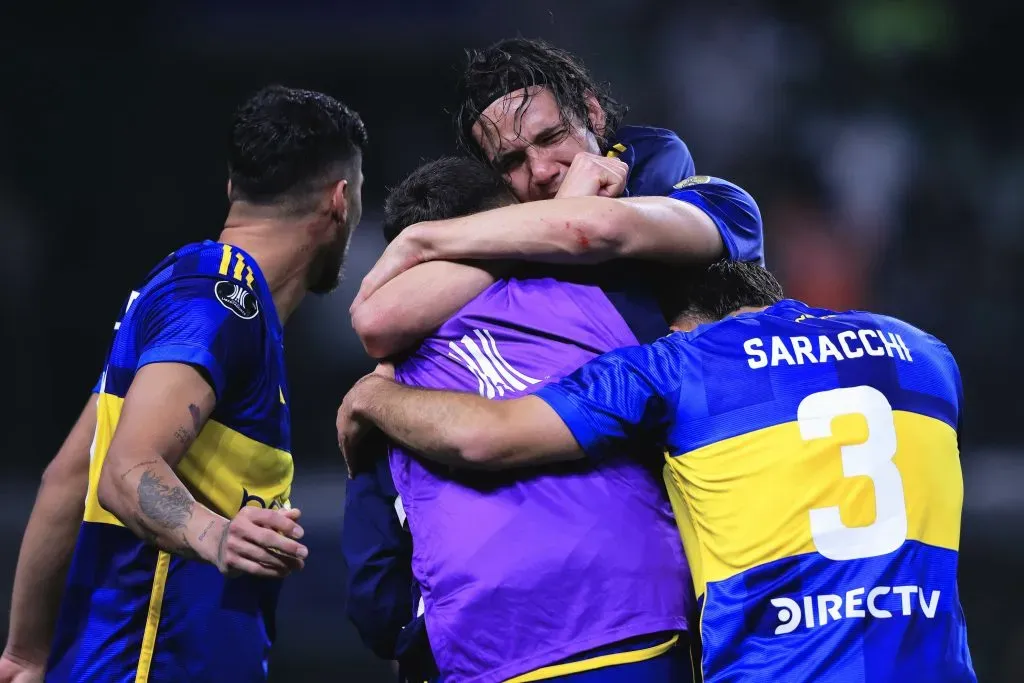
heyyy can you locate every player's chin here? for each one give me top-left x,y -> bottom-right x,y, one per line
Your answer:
308,271 -> 342,295
307,256 -> 345,295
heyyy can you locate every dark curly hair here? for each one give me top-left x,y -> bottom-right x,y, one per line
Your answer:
455,38 -> 626,164
228,85 -> 367,206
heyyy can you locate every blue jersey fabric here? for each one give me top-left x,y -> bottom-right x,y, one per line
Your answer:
537,299 -> 975,683
48,241 -> 293,683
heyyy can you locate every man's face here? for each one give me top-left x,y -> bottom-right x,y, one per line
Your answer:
310,164 -> 363,295
472,86 -> 601,202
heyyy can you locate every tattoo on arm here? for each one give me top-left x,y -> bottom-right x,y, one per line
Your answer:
121,459 -> 160,481
197,519 -> 217,543
137,469 -> 194,530
174,403 -> 204,445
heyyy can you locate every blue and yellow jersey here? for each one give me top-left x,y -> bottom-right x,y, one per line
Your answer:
47,240 -> 293,683
537,299 -> 975,683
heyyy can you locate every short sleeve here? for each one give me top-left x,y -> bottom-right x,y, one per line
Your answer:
670,176 -> 764,264
133,276 -> 264,400
534,336 -> 684,461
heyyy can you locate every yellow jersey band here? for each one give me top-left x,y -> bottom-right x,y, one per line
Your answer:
664,409 -> 962,597
504,634 -> 680,683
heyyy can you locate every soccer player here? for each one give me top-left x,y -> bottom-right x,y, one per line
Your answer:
0,85 -> 366,683
342,150 -> 761,683
340,261 -> 977,683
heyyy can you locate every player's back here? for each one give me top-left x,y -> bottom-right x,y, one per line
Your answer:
47,241 -> 293,683
662,299 -> 974,682
392,273 -> 690,683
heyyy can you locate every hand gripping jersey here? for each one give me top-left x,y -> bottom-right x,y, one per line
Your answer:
385,126 -> 764,683
47,241 -> 293,683
537,299 -> 976,683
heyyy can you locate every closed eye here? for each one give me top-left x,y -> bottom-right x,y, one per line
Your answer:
494,150 -> 526,173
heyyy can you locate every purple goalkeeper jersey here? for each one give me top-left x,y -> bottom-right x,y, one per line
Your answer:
390,275 -> 689,683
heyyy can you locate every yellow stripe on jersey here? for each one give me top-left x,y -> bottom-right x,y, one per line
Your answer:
232,252 -> 246,281
135,550 -> 170,683
504,635 -> 679,683
218,243 -> 232,276
605,143 -> 627,159
84,394 -> 293,526
664,410 -> 962,598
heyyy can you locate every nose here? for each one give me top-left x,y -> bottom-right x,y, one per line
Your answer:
527,151 -> 562,195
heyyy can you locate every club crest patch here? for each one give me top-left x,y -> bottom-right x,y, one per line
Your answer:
673,175 -> 711,189
214,281 -> 259,319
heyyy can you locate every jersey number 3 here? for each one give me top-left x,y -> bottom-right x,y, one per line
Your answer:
798,386 -> 908,561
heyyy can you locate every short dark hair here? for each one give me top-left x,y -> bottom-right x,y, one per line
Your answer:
668,260 -> 784,324
228,85 -> 367,206
455,38 -> 626,162
382,156 -> 514,243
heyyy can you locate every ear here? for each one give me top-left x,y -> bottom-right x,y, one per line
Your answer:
584,92 -> 606,137
330,179 -> 349,224
226,178 -> 233,200
669,315 -> 699,333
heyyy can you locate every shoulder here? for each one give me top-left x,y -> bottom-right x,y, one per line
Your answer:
862,310 -> 956,364
140,242 -> 262,320
611,125 -> 696,197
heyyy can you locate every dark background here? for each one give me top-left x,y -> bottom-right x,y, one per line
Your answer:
2,1 -> 1022,680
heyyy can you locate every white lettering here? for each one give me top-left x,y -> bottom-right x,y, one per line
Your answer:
845,587 -> 866,618
772,584 -> 939,634
868,586 -> 892,618
792,336 -> 817,365
818,335 -> 845,363
772,336 -> 796,366
919,589 -> 940,618
881,332 -> 905,360
817,594 -> 842,626
838,330 -> 863,358
893,585 -> 918,615
859,329 -> 885,356
745,329 -> 915,369
745,338 -> 768,369
895,333 -> 913,361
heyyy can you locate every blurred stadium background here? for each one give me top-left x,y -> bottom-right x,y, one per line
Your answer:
2,0 -> 1022,680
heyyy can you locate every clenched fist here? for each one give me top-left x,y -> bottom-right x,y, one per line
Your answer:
555,152 -> 629,199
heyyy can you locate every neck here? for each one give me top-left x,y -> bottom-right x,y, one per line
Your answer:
670,305 -> 769,333
219,204 -> 317,324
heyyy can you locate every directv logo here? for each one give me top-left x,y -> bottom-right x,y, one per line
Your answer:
771,585 -> 941,634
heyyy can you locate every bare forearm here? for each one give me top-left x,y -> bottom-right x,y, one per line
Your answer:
352,260 -> 503,359
349,379 -> 581,469
354,381 -> 488,466
98,458 -> 226,564
5,472 -> 84,663
410,198 -> 624,265
411,196 -> 723,266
